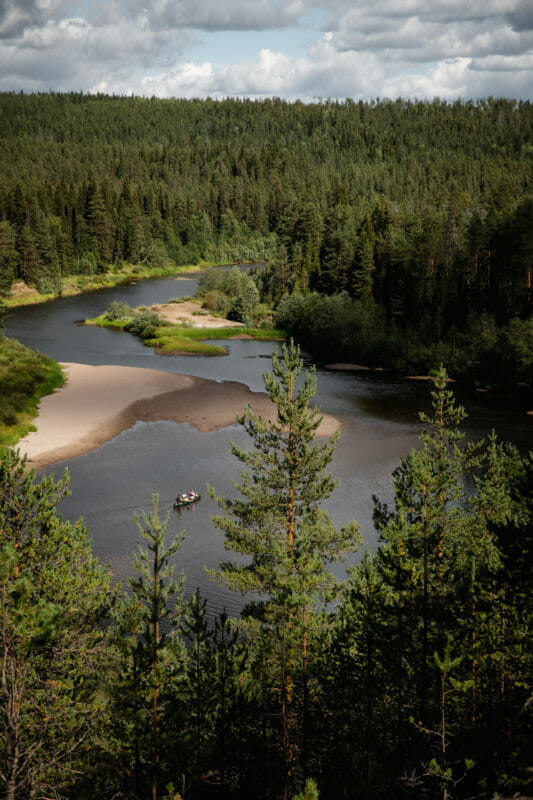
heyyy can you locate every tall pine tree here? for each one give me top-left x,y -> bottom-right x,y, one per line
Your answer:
209,340 -> 360,797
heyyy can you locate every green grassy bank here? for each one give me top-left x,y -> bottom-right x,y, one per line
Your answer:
0,337 -> 65,447
3,260 -> 242,309
86,312 -> 286,356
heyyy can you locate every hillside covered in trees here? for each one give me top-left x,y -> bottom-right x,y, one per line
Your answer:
1,92 -> 532,387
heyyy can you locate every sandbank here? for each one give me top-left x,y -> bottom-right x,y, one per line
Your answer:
325,363 -> 370,371
324,363 -> 384,372
150,301 -> 244,328
18,363 -> 340,469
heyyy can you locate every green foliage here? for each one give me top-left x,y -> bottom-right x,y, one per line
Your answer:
227,277 -> 260,323
328,371 -> 533,799
293,778 -> 320,799
0,221 -> 17,295
198,266 -> 224,294
276,291 -> 394,365
112,495 -> 187,800
197,266 -> 263,324
124,309 -> 163,340
500,316 -> 533,385
0,337 -> 65,446
209,340 -> 360,793
1,93 -> 532,386
202,289 -> 231,316
276,290 -> 533,387
0,449 -> 114,800
104,300 -> 132,320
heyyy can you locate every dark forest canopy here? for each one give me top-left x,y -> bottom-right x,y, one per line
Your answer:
1,92 -> 532,382
1,352 -> 532,800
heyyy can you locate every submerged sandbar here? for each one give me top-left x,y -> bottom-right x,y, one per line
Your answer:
19,363 -> 340,469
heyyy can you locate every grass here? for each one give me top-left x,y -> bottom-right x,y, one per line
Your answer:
144,323 -> 287,354
0,337 -> 65,448
4,259 -> 241,308
86,313 -> 287,356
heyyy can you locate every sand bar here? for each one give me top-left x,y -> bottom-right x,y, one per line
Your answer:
150,300 -> 244,328
18,363 -> 340,469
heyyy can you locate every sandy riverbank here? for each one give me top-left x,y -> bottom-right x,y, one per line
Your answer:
18,363 -> 340,469
150,300 -> 244,328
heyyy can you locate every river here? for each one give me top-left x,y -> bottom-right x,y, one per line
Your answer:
6,273 -> 533,616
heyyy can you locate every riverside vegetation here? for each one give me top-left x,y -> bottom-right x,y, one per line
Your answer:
0,343 -> 531,800
0,337 -> 64,447
0,93 -> 532,388
85,265 -> 286,356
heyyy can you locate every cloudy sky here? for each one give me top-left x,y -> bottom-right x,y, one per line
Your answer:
0,0 -> 532,101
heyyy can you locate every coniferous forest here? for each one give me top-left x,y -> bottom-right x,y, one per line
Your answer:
1,345 -> 532,800
1,93 -> 533,385
0,94 -> 532,799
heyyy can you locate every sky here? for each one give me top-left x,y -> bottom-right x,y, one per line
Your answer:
0,0 -> 532,102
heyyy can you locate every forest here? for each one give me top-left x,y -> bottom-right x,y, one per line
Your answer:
1,93 -> 533,385
0,93 -> 532,798
0,343 -> 531,800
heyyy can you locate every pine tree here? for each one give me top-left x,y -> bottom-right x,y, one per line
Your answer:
209,340 -> 360,797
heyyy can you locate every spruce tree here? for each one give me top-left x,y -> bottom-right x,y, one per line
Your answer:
373,366 -> 472,724
120,495 -> 186,800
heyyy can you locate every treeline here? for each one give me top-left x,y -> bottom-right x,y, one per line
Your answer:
274,291 -> 533,387
2,344 -> 531,800
0,93 -> 532,335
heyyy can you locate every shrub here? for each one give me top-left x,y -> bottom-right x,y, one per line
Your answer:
221,266 -> 246,297
105,301 -> 132,321
227,296 -> 246,323
125,310 -> 163,340
0,402 -> 17,426
198,266 -> 224,294
0,338 -> 64,444
76,275 -> 93,290
79,252 -> 97,275
201,291 -> 219,311
36,276 -> 54,295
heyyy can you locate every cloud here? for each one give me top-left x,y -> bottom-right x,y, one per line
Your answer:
0,16 -> 189,90
506,0 -> 533,31
0,0 -> 531,100
123,0 -> 306,33
0,0 -> 73,38
134,42 -> 386,102
324,0 -> 533,59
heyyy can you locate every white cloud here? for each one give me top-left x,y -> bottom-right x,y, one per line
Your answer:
0,0 -> 531,100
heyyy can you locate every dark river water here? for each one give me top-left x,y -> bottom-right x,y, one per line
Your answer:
6,273 -> 533,617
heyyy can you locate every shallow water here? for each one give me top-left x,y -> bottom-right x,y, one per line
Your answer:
6,274 -> 533,614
